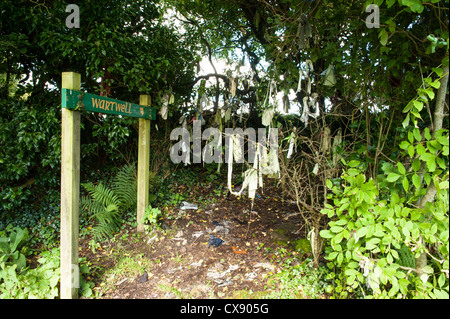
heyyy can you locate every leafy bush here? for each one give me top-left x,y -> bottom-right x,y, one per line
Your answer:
0,243 -> 60,299
320,158 -> 449,298
265,258 -> 329,299
0,226 -> 29,272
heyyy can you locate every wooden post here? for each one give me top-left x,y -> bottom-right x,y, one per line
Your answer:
137,95 -> 151,232
60,72 -> 81,299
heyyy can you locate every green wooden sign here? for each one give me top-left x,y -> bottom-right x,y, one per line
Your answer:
62,88 -> 156,120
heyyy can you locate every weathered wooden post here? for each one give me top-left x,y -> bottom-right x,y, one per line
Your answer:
137,95 -> 151,233
60,76 -> 156,297
60,72 -> 81,299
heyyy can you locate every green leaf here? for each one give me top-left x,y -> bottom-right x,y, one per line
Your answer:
386,172 -> 401,182
413,100 -> 423,112
402,113 -> 410,128
408,131 -> 414,144
430,79 -> 440,89
424,88 -> 435,100
424,127 -> 431,140
403,101 -> 413,113
411,158 -> 421,171
379,29 -> 388,46
345,269 -> 358,276
436,134 -> 449,146
399,0 -> 424,12
399,140 -> 410,150
355,227 -> 368,238
413,128 -> 422,142
422,266 -> 434,274
330,226 -> 344,233
326,179 -> 333,189
327,252 -> 339,260
320,230 -> 334,239
9,228 -> 25,253
397,162 -> 406,175
348,160 -> 360,168
412,173 -> 421,189
432,67 -> 443,77
337,252 -> 344,265
438,273 -> 446,288
407,144 -> 415,158
416,143 -> 426,156
402,177 -> 409,192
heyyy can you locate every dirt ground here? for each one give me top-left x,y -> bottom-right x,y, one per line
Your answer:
79,180 -> 316,299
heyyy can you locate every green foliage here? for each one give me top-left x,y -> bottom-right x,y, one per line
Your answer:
81,163 -> 137,241
142,206 -> 163,231
265,258 -> 329,299
111,163 -> 138,211
0,247 -> 60,299
0,94 -> 60,215
320,156 -> 448,298
0,226 -> 29,273
397,244 -> 416,269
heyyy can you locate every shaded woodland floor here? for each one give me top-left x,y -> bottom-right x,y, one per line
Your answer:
78,179 -> 327,299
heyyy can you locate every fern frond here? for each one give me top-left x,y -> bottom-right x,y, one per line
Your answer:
80,195 -> 104,219
112,163 -> 137,211
81,182 -> 121,240
83,182 -> 120,208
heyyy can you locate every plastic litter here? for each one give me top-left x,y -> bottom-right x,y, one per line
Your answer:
218,280 -> 233,287
207,264 -> 239,280
253,262 -> 276,271
213,220 -> 232,234
179,201 -> 198,210
232,246 -> 247,254
190,260 -> 203,268
245,272 -> 258,281
192,231 -> 205,239
137,271 -> 148,283
208,235 -> 224,247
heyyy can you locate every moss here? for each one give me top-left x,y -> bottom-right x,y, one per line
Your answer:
294,239 -> 312,253
229,289 -> 271,299
275,240 -> 289,246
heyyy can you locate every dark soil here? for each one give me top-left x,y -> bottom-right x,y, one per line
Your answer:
79,179 -> 315,299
